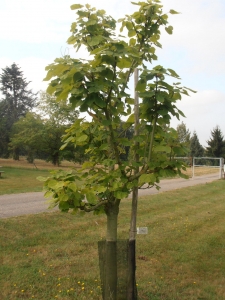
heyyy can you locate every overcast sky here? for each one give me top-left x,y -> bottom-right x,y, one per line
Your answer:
0,0 -> 224,146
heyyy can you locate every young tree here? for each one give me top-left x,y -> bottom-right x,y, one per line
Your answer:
39,2 -> 194,298
205,126 -> 225,158
190,131 -> 204,157
0,63 -> 37,158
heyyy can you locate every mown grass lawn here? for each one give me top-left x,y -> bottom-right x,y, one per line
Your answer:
1,180 -> 225,299
0,167 -> 50,195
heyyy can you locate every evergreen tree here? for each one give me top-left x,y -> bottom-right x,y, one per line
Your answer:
176,122 -> 191,144
176,122 -> 191,156
190,131 -> 204,157
0,63 -> 37,157
205,126 -> 225,158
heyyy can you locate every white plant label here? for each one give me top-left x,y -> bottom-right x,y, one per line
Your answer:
137,227 -> 148,234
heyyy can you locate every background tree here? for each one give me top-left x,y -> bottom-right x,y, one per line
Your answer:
37,92 -> 79,166
9,112 -> 44,163
205,126 -> 225,158
0,63 -> 37,158
176,122 -> 191,143
10,92 -> 81,165
39,2 -> 194,299
190,131 -> 204,157
176,122 -> 191,157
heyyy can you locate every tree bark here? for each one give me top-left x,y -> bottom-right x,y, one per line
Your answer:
103,200 -> 120,300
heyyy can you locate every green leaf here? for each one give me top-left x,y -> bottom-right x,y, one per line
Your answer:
59,201 -> 70,211
77,134 -> 88,143
86,193 -> 97,204
47,179 -> 58,189
89,36 -> 103,46
139,174 -> 156,185
67,35 -> 76,44
60,194 -> 69,202
55,182 -> 66,190
167,68 -> 180,78
129,38 -> 136,46
68,182 -> 77,192
73,72 -> 83,82
154,145 -> 171,153
126,114 -> 135,123
117,57 -> 132,69
165,26 -> 173,35
93,95 -> 106,108
156,93 -> 164,103
70,4 -> 83,10
136,79 -> 146,92
44,191 -> 54,198
100,68 -> 114,80
114,191 -> 128,199
125,98 -> 134,105
128,30 -> 136,37
169,9 -> 180,14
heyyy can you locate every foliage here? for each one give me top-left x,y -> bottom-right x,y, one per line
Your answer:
9,92 -> 81,166
37,92 -> 81,166
0,63 -> 37,158
9,112 -> 44,163
37,91 -> 78,125
176,122 -> 191,152
40,1 -> 194,217
189,131 -> 204,157
205,125 -> 225,158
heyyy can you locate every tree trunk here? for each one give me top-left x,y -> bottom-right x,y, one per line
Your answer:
103,200 -> 120,300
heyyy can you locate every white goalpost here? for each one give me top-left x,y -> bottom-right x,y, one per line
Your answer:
192,157 -> 225,179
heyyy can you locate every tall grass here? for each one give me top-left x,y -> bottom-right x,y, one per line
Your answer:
1,180 -> 225,299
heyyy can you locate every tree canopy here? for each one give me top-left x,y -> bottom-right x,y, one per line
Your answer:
206,126 -> 225,158
190,131 -> 204,157
41,1 -> 194,215
0,63 -> 37,157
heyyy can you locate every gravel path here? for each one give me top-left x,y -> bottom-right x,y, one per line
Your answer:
0,173 -> 220,219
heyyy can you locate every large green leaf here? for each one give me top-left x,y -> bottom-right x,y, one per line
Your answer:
117,57 -> 132,69
59,201 -> 70,211
77,134 -> 88,143
68,182 -> 77,192
47,179 -> 59,189
139,174 -> 156,185
86,192 -> 97,204
136,79 -> 146,92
